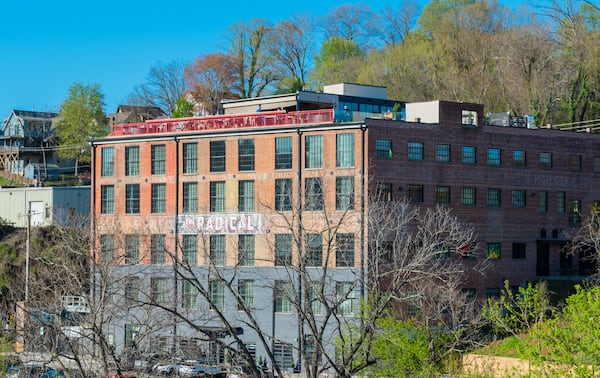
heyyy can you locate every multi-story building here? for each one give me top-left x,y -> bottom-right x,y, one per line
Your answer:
90,83 -> 599,368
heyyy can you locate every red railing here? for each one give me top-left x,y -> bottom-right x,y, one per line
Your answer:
109,109 -> 334,137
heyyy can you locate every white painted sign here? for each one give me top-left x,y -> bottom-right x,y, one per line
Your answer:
178,213 -> 264,235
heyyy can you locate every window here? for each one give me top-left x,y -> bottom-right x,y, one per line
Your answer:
238,139 -> 255,171
461,187 -> 476,205
436,144 -> 450,162
209,280 -> 225,311
538,191 -> 548,213
462,146 -> 476,164
151,183 -> 166,213
336,133 -> 354,167
436,186 -> 450,204
182,235 -> 197,266
210,140 -> 226,172
539,152 -> 552,170
238,279 -> 255,310
238,235 -> 255,266
306,233 -> 322,267
487,148 -> 501,166
336,282 -> 356,315
124,277 -> 140,304
487,188 -> 501,207
486,288 -> 501,299
275,234 -> 292,266
273,342 -> 293,371
124,324 -> 140,348
100,234 -> 114,263
210,235 -> 225,266
305,177 -> 323,211
487,243 -> 501,259
183,182 -> 198,213
101,185 -> 114,214
238,180 -> 255,212
151,277 -> 169,305
182,280 -> 198,310
274,280 -> 292,313
125,234 -> 139,264
151,234 -> 166,264
275,179 -> 292,211
569,154 -> 582,172
512,243 -> 526,259
594,157 -> 600,173
336,234 -> 354,267
210,181 -> 225,212
336,176 -> 354,210
101,147 -> 114,176
309,282 -> 323,315
557,191 -> 566,213
376,182 -> 393,202
125,184 -> 139,213
375,139 -> 392,158
275,136 -> 292,170
461,110 -> 478,127
304,334 -> 320,364
151,144 -> 166,175
305,135 -> 323,168
125,146 -> 140,176
513,150 -> 526,168
183,142 -> 198,174
407,184 -> 424,203
569,200 -> 581,226
407,142 -> 424,161
512,190 -> 526,208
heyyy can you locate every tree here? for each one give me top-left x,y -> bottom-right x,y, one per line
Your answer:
54,82 -> 106,175
311,37 -> 364,88
171,98 -> 194,118
320,3 -> 379,49
128,60 -> 187,116
375,1 -> 421,47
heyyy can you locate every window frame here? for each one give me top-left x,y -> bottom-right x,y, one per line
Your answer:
335,176 -> 354,210
461,187 -> 476,205
238,180 -> 255,212
100,185 -> 115,214
435,186 -> 450,204
210,140 -> 226,173
305,177 -> 324,211
435,144 -> 450,162
238,139 -> 255,171
125,146 -> 140,176
125,184 -> 140,214
275,178 -> 292,211
238,234 -> 255,266
336,133 -> 355,168
151,183 -> 167,214
305,135 -> 323,169
462,146 -> 476,165
182,182 -> 198,214
183,142 -> 198,174
407,142 -> 424,161
375,139 -> 393,159
487,148 -> 501,166
151,144 -> 166,175
210,181 -> 226,212
275,136 -> 293,170
336,233 -> 355,267
101,147 -> 114,177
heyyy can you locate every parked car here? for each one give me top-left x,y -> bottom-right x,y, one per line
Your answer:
6,364 -> 66,378
151,362 -> 181,376
178,364 -> 222,377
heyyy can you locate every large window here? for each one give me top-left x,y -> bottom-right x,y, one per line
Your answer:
336,133 -> 354,167
101,147 -> 114,176
210,235 -> 226,266
210,140 -> 226,172
407,184 -> 424,203
182,280 -> 198,310
512,190 -> 526,208
124,277 -> 140,304
336,282 -> 356,315
210,181 -> 225,212
238,235 -> 255,266
275,234 -> 292,266
539,152 -> 552,170
309,283 -> 323,315
125,235 -> 139,264
125,184 -> 140,214
238,139 -> 255,171
305,178 -> 324,211
538,191 -> 548,213
274,281 -> 292,313
275,136 -> 292,170
461,110 -> 478,127
306,233 -> 322,267
513,150 -> 526,168
486,243 -> 501,259
461,187 -> 476,205
305,135 -> 323,168
375,139 -> 392,158
101,185 -> 114,214
336,234 -> 354,267
273,342 -> 293,371
183,142 -> 198,174
210,280 -> 225,311
376,182 -> 393,202
557,191 -> 566,213
462,146 -> 476,164
407,142 -> 424,161
435,186 -> 450,204
336,176 -> 354,210
512,243 -> 526,259
182,235 -> 197,266
125,146 -> 140,176
487,148 -> 501,166
569,200 -> 581,226
238,180 -> 255,212
100,234 -> 114,263
275,179 -> 292,211
151,183 -> 166,213
436,144 -> 450,162
238,279 -> 255,310
183,182 -> 198,213
151,144 -> 166,175
487,188 -> 501,207
569,154 -> 582,172
151,234 -> 166,264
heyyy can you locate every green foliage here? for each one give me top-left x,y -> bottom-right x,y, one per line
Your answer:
311,37 -> 364,87
172,97 -> 194,118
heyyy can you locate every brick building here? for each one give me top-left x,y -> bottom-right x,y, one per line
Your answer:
90,84 -> 599,367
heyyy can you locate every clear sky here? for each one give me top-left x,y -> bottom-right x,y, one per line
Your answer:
0,0 -> 529,119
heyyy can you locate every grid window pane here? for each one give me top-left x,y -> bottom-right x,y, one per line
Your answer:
238,235 -> 255,266
539,152 -> 552,170
210,235 -> 226,266
336,133 -> 354,167
376,182 -> 393,201
336,234 -> 354,267
512,190 -> 526,208
101,185 -> 115,214
375,139 -> 392,158
275,234 -> 292,266
151,234 -> 166,264
461,187 -> 476,205
436,144 -> 450,162
238,279 -> 255,310
183,142 -> 198,174
275,179 -> 292,211
538,191 -> 548,212
487,148 -> 501,166
274,281 -> 292,313
436,186 -> 450,204
210,181 -> 226,212
238,180 -> 255,212
512,243 -> 526,259
124,277 -> 140,304
569,200 -> 581,226
238,139 -> 255,171
407,142 -> 423,161
487,242 -> 501,259
305,177 -> 324,211
305,135 -> 323,168
309,283 -> 322,315
336,176 -> 354,210
569,154 -> 582,172
152,144 -> 166,175
125,184 -> 140,214
210,280 -> 225,311
513,150 -> 526,168
306,233 -> 322,267
151,183 -> 166,213
151,278 -> 169,306
183,234 -> 198,266
101,147 -> 114,176
125,234 -> 139,264
183,182 -> 198,213
557,191 -> 566,213
125,146 -> 140,176
210,140 -> 226,172
487,188 -> 501,207
336,282 -> 356,315
407,184 -> 424,203
462,146 -> 476,164
100,234 -> 114,263
275,136 -> 292,170
182,280 -> 198,310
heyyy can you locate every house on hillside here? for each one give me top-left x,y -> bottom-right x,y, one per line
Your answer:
107,105 -> 166,127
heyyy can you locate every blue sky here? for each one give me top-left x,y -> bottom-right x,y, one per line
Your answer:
0,0 -> 530,119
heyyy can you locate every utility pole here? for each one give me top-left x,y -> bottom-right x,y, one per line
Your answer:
25,209 -> 31,303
